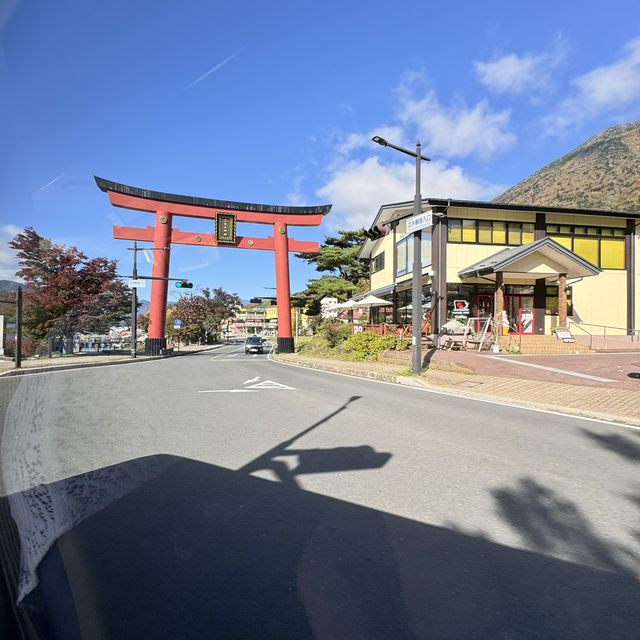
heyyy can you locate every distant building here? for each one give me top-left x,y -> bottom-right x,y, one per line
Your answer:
321,297 -> 338,318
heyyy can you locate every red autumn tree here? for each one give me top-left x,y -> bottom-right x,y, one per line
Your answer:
167,287 -> 241,344
9,227 -> 132,352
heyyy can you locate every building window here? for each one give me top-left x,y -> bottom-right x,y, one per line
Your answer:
397,238 -> 409,276
448,219 -> 534,245
372,252 -> 385,273
545,285 -> 573,316
547,224 -> 625,269
396,234 -> 431,276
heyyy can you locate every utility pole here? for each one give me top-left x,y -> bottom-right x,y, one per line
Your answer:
372,136 -> 431,374
16,287 -> 22,368
1,287 -> 22,368
125,245 -> 178,357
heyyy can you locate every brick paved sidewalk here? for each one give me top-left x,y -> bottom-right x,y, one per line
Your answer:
272,353 -> 640,426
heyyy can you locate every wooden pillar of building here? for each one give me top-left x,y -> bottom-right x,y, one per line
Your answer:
558,273 -> 567,329
495,272 -> 504,335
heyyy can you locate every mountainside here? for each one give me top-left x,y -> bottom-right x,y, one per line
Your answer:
0,280 -> 21,293
493,121 -> 640,212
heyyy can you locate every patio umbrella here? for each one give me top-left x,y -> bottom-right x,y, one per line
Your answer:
352,294 -> 390,309
398,303 -> 430,310
333,298 -> 361,310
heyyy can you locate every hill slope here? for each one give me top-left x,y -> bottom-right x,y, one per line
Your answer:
0,280 -> 21,293
492,121 -> 640,212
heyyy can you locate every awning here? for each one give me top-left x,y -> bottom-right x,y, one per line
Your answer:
458,237 -> 601,283
362,284 -> 395,298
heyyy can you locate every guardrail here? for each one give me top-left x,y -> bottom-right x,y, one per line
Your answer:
569,322 -> 640,350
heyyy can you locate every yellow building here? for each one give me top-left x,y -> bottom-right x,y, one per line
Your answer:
359,198 -> 639,338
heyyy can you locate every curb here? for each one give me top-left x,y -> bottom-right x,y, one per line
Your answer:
0,345 -> 218,378
270,355 -> 640,427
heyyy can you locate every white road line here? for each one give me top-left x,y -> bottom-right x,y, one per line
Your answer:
485,356 -> 615,382
244,376 -> 260,384
198,389 -> 259,393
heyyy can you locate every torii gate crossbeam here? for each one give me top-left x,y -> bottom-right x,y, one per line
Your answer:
96,177 -> 331,354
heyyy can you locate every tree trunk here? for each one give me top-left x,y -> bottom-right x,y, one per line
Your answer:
65,332 -> 74,354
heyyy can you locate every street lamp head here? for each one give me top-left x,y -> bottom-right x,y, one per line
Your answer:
372,136 -> 388,147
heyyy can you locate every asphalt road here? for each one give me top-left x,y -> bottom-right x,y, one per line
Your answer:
1,343 -> 639,639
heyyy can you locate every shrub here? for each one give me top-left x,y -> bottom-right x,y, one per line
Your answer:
343,331 -> 408,361
337,322 -> 352,342
317,318 -> 351,348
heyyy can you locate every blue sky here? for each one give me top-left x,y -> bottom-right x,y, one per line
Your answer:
1,0 -> 640,300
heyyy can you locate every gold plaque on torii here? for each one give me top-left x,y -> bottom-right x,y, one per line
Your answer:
215,212 -> 236,244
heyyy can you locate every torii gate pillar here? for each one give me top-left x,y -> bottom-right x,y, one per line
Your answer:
273,221 -> 293,353
148,210 -> 172,341
95,177 -> 330,354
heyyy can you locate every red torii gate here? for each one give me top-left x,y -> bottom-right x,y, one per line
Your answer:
95,177 -> 331,354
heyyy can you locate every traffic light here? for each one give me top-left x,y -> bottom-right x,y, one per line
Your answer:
175,280 -> 193,289
364,222 -> 389,240
249,297 -> 262,303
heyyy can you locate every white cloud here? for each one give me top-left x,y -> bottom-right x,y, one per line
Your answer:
543,37 -> 640,134
334,126 -> 407,157
317,156 -> 504,229
474,40 -> 566,95
572,38 -> 640,110
0,224 -> 23,281
475,54 -> 548,95
314,71 -> 511,230
397,90 -> 515,159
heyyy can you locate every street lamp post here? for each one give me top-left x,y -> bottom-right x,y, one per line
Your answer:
372,136 -> 431,374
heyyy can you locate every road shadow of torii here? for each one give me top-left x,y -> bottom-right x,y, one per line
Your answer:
239,395 -> 392,488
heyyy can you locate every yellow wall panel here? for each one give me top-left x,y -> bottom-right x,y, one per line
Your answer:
447,207 -> 535,222
571,272 -> 627,333
508,254 -> 568,274
447,244 -> 501,282
546,213 -> 626,228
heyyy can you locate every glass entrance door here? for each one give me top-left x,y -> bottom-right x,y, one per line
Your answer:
477,294 -> 493,332
505,295 -> 534,334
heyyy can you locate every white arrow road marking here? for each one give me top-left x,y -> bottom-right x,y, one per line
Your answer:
245,380 -> 296,390
198,380 -> 295,393
244,376 -> 260,384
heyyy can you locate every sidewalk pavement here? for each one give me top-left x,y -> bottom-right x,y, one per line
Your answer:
0,344 -> 217,377
271,349 -> 640,426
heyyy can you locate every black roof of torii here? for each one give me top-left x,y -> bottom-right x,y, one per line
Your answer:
95,176 -> 332,216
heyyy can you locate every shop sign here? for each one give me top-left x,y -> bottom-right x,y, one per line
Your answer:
452,299 -> 470,317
